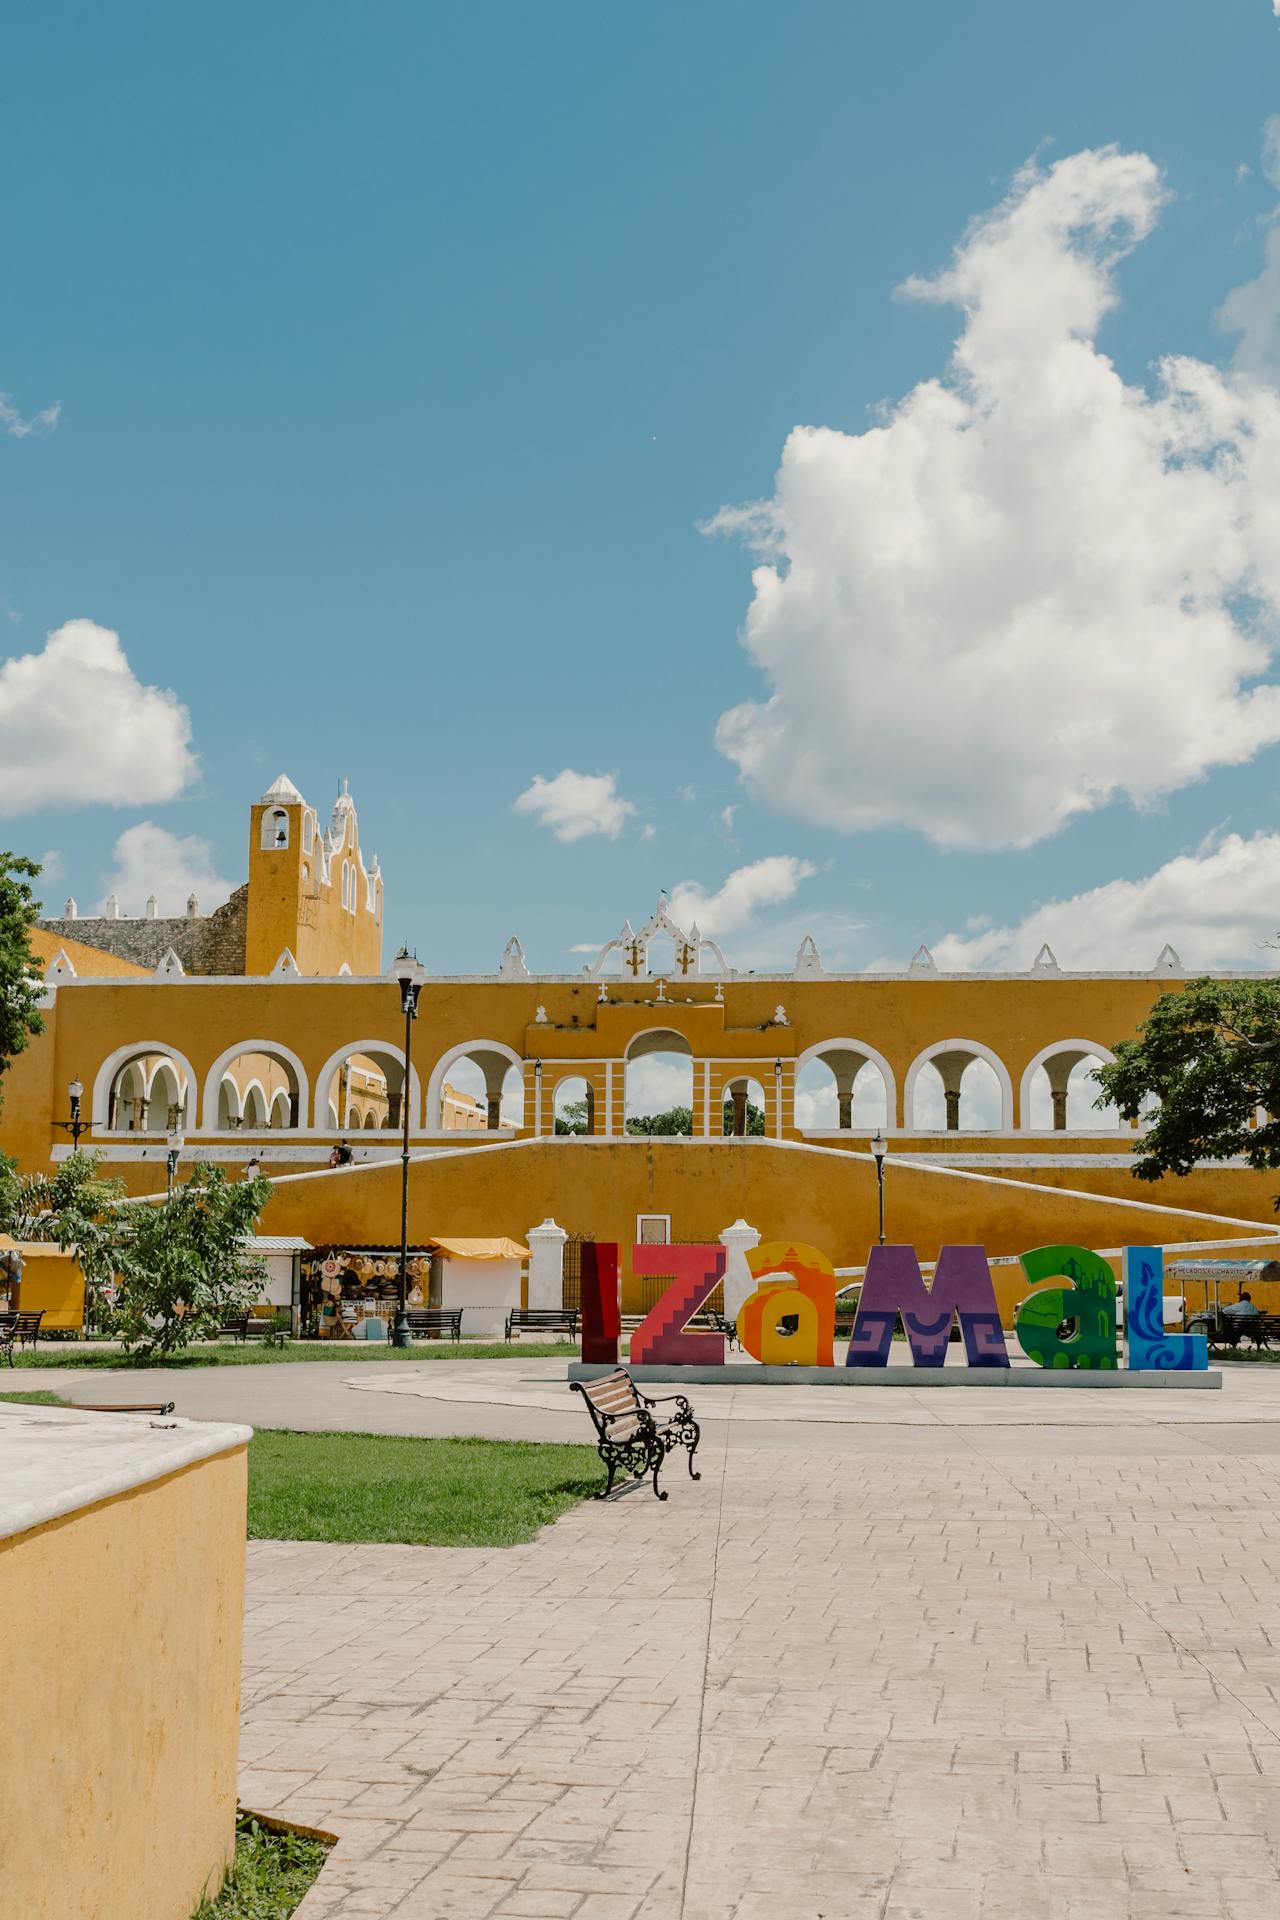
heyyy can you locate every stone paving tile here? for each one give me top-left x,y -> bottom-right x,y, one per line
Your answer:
240,1414 -> 1280,1918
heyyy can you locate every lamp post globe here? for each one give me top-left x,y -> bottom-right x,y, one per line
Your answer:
392,946 -> 427,1349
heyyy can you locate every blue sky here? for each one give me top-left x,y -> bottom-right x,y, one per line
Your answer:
4,1 -> 1280,974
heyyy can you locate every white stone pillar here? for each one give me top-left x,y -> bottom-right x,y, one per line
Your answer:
526,1218 -> 568,1309
720,1217 -> 761,1321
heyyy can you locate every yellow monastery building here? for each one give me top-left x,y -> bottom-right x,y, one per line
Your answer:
10,774 -> 1279,1312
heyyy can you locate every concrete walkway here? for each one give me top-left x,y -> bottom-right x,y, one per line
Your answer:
237,1367 -> 1280,1918
33,1354 -> 1280,1449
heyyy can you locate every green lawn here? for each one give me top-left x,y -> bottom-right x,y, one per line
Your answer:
0,1387 -> 66,1404
247,1429 -> 600,1547
192,1816 -> 328,1920
10,1339 -> 579,1370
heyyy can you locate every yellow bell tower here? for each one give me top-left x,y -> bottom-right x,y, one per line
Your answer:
244,775 -> 383,976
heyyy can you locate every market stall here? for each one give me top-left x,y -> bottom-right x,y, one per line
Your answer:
301,1245 -> 434,1340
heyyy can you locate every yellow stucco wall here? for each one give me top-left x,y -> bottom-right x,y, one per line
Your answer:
0,1445 -> 247,1920
28,925 -> 151,978
8,946 -> 1278,1275
9,1247 -> 86,1329
260,1138 -> 1278,1314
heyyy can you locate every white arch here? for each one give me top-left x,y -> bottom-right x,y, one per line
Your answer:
904,1038 -> 1015,1132
217,1076 -> 242,1128
92,1041 -> 198,1132
269,1088 -> 291,1130
1018,1039 -> 1118,1131
425,1040 -> 523,1130
144,1059 -> 182,1134
240,1080 -> 268,1130
199,1039 -> 310,1134
623,1026 -> 695,1060
314,1039 -> 423,1131
794,1037 -> 899,1128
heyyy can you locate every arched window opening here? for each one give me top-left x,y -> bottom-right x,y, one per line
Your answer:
363,1110 -> 378,1130
723,1077 -> 766,1136
209,1048 -> 302,1131
794,1049 -> 890,1132
106,1051 -> 190,1133
145,1061 -> 182,1135
554,1075 -> 594,1136
217,1078 -> 241,1130
625,1031 -> 694,1134
1027,1052 -> 1121,1131
912,1054 -> 1003,1132
316,1046 -> 413,1132
262,808 -> 289,850
445,1053 -> 524,1131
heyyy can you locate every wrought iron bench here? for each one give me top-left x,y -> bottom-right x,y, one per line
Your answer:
404,1308 -> 464,1342
217,1314 -> 277,1342
0,1310 -> 43,1364
706,1309 -> 739,1351
504,1307 -> 580,1341
569,1366 -> 700,1500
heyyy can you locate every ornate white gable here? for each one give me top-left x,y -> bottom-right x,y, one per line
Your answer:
499,936 -> 530,980
583,895 -> 729,978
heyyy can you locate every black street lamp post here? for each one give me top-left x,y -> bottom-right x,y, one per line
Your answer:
871,1129 -> 887,1245
392,946 -> 427,1349
54,1077 -> 89,1149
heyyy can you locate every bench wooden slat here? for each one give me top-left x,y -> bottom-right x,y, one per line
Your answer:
569,1367 -> 701,1501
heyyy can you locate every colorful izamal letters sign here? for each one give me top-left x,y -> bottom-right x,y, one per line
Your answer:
579,1241 -> 1208,1373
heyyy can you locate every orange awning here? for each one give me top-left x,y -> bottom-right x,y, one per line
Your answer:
427,1236 -> 529,1262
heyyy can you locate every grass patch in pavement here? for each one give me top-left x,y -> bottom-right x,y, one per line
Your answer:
191,1815 -> 329,1919
247,1429 -> 599,1547
0,1387 -> 66,1404
11,1340 -> 579,1370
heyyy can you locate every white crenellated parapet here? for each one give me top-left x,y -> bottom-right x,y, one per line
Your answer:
526,1218 -> 568,1311
720,1217 -> 761,1321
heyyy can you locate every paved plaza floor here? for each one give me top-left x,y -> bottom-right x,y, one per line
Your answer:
216,1362 -> 1280,1918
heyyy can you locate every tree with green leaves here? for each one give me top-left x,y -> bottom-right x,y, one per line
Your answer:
0,852 -> 45,1109
1094,977 -> 1280,1183
109,1166 -> 272,1357
626,1106 -> 694,1136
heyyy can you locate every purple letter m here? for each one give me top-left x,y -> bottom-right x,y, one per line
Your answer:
846,1245 -> 1009,1369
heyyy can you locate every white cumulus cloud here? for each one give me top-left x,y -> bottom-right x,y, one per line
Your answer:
101,823 -> 235,917
0,620 -> 196,816
0,391 -> 59,439
669,855 -> 816,936
711,146 -> 1280,851
927,831 -> 1280,971
1218,117 -> 1280,375
513,768 -> 636,842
